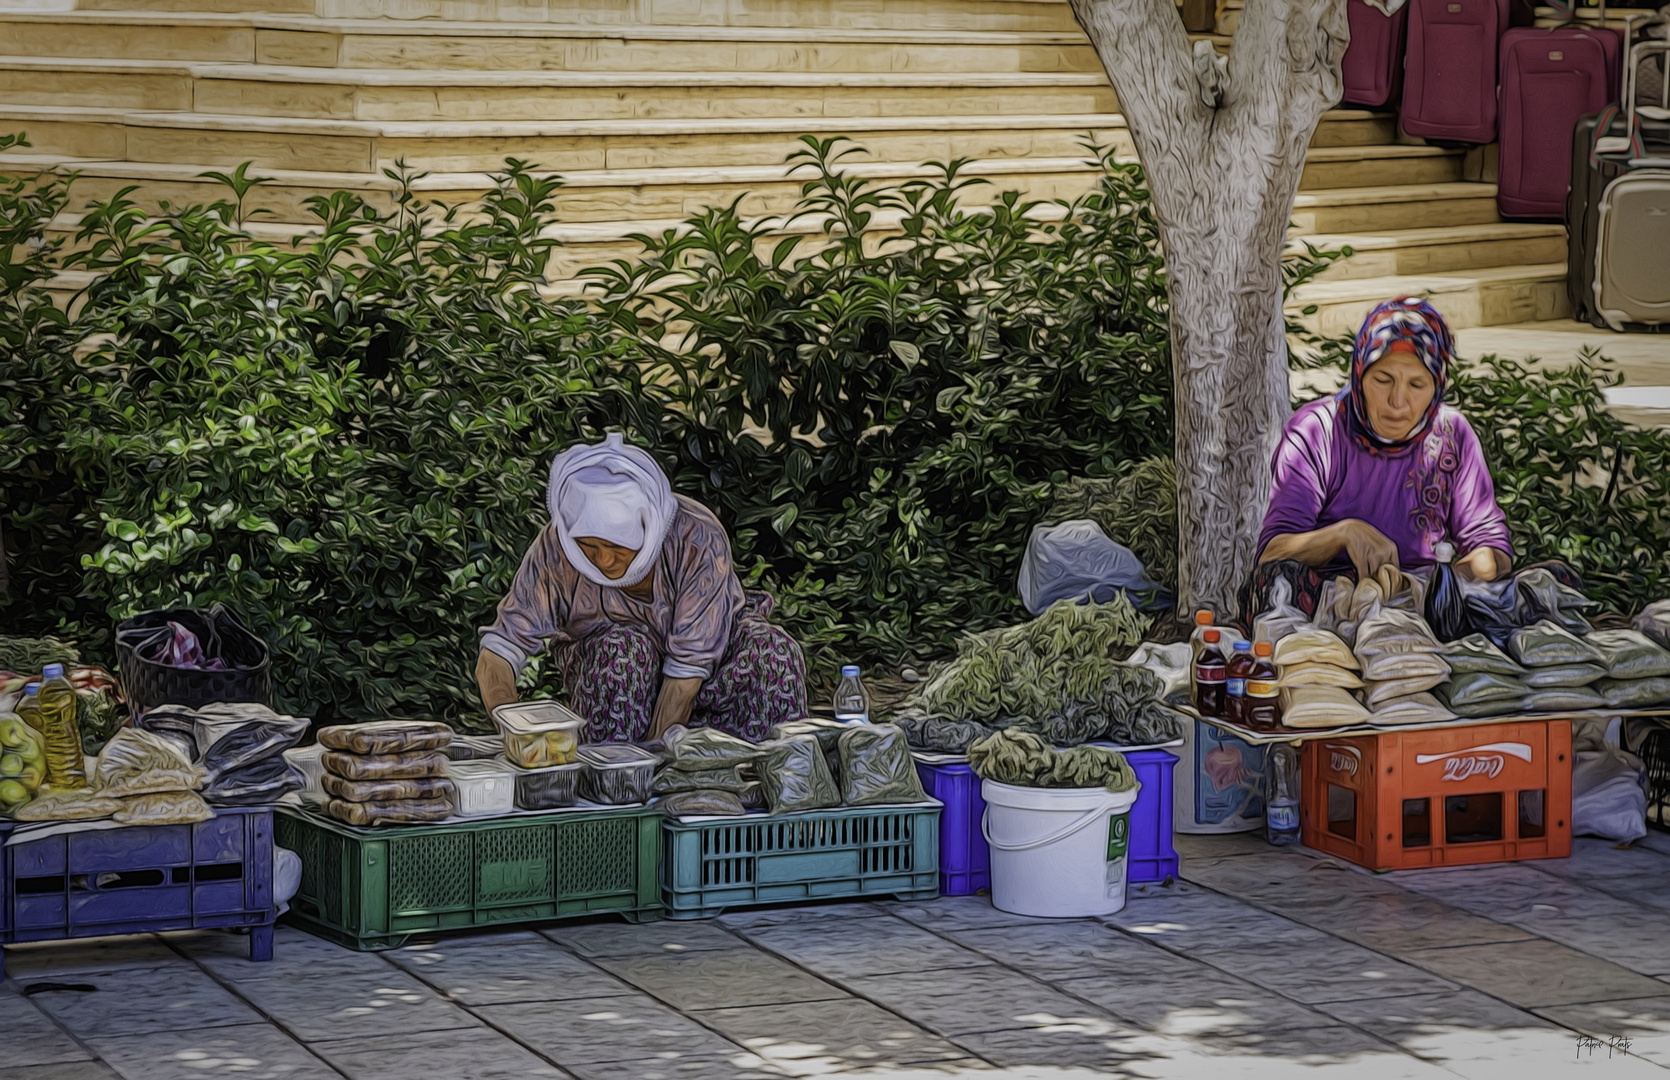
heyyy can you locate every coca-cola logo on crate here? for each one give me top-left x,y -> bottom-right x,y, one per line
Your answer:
1324,743 -> 1361,779
1414,742 -> 1534,783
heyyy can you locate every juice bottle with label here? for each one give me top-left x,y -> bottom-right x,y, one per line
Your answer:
1225,639 -> 1255,726
36,663 -> 87,790
1194,630 -> 1228,717
1189,609 -> 1217,662
1245,641 -> 1283,731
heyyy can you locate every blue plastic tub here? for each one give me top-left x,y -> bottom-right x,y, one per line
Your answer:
915,747 -> 1179,896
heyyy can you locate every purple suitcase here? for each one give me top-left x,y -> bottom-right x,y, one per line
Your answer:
1498,26 -> 1621,218
1402,0 -> 1513,142
1344,0 -> 1410,107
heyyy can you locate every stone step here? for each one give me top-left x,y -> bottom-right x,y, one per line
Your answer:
79,0 -> 1090,33
1289,263 -> 1572,335
0,58 -> 1123,122
0,12 -> 1105,72
1291,182 -> 1503,234
1302,222 -> 1567,281
0,104 -> 1421,176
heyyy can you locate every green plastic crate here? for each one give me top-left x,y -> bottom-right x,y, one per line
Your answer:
275,804 -> 663,950
662,803 -> 940,919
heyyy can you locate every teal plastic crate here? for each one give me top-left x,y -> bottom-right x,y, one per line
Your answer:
275,803 -> 662,950
662,803 -> 940,919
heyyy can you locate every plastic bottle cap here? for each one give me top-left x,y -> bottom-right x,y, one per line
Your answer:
1195,610 -> 1214,626
1202,630 -> 1220,643
42,663 -> 64,678
841,665 -> 861,677
1233,640 -> 1253,652
1434,541 -> 1455,563
1254,641 -> 1273,656
23,684 -> 38,695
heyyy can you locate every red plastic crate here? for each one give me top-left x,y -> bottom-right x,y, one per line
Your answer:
1301,719 -> 1572,871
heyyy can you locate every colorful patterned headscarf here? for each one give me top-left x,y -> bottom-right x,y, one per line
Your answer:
1337,296 -> 1454,455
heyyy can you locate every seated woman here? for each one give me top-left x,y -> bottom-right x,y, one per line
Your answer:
1255,297 -> 1513,605
477,433 -> 806,743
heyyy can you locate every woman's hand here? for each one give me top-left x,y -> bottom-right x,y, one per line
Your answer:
1456,546 -> 1511,583
476,649 -> 519,718
648,676 -> 703,741
1332,520 -> 1400,579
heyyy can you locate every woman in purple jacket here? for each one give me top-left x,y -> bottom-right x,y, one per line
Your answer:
477,433 -> 806,744
1256,297 -> 1513,588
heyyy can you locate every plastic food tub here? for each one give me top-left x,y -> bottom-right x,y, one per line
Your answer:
446,759 -> 517,818
512,759 -> 582,810
492,701 -> 584,769
578,744 -> 656,805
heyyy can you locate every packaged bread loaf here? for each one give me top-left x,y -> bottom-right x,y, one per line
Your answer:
321,749 -> 448,781
317,721 -> 453,756
321,773 -> 456,803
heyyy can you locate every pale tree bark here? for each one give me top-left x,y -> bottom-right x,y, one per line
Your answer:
1066,0 -> 1348,617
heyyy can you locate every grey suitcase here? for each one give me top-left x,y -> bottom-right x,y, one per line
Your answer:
1592,39 -> 1670,328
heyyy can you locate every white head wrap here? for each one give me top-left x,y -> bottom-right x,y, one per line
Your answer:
547,433 -> 678,588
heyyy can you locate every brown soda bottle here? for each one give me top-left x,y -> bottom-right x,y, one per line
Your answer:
1225,639 -> 1255,726
1245,641 -> 1282,731
1194,630 -> 1228,717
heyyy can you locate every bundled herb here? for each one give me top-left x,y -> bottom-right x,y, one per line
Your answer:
0,636 -> 81,675
968,728 -> 1139,792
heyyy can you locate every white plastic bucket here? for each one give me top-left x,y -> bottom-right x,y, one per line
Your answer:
981,779 -> 1141,918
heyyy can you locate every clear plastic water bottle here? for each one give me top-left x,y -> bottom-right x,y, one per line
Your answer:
833,665 -> 871,723
1264,743 -> 1301,846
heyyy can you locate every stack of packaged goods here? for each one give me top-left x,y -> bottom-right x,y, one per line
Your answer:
1273,629 -> 1370,729
1353,609 -> 1454,726
1588,629 -> 1670,709
318,721 -> 456,825
17,727 -> 212,825
1440,634 -> 1532,717
1506,621 -> 1607,713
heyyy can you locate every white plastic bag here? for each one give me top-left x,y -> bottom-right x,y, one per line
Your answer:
1128,641 -> 1193,700
1017,519 -> 1170,614
1253,579 -> 1310,645
1572,716 -> 1648,843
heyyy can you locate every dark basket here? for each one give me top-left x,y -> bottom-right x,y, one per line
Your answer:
116,604 -> 272,717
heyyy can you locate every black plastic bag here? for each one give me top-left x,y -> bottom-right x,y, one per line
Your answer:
758,735 -> 841,814
1462,563 -> 1598,647
1424,543 -> 1472,643
837,724 -> 927,806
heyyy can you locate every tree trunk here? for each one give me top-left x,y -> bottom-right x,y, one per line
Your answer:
1066,0 -> 1348,618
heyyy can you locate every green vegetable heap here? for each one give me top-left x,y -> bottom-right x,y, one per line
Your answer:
968,728 -> 1139,792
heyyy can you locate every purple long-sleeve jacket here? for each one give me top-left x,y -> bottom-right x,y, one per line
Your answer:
1257,397 -> 1513,573
480,495 -> 745,680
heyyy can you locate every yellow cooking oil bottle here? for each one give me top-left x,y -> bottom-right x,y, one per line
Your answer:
36,663 -> 87,790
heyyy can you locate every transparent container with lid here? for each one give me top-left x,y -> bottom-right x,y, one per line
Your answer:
447,759 -> 517,818
577,743 -> 657,805
510,758 -> 583,810
492,701 -> 585,769
833,664 -> 871,723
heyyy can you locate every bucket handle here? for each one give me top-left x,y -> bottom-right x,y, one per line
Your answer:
982,803 -> 1113,852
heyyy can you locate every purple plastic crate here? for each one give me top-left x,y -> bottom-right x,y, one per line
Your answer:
915,747 -> 1179,896
1,806 -> 276,980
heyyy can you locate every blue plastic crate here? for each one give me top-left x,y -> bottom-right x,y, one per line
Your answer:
662,803 -> 940,919
914,748 -> 1179,895
1,806 -> 277,979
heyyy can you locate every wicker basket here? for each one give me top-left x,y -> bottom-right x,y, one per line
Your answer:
116,604 -> 272,716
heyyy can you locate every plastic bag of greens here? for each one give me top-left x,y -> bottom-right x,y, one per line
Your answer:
769,718 -> 847,781
1633,600 -> 1670,650
1598,677 -> 1670,709
1522,663 -> 1606,689
738,780 -> 767,810
660,789 -> 747,818
1366,674 -> 1447,707
758,735 -> 841,813
891,711 -> 997,754
664,727 -> 765,771
1442,634 -> 1526,676
1424,542 -> 1472,642
652,765 -> 748,796
837,724 -> 927,806
113,790 -> 213,825
1585,629 -> 1670,679
1510,620 -> 1605,668
1443,671 -> 1530,713
1522,686 -> 1605,712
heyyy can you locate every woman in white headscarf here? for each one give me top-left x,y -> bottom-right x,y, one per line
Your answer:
477,433 -> 807,743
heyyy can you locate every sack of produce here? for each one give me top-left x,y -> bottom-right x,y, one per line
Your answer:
890,711 -> 999,754
1597,677 -> 1670,709
1522,663 -> 1606,689
95,728 -> 205,797
1443,671 -> 1530,712
758,735 -> 841,814
967,727 -> 1139,792
0,715 -> 47,814
1272,629 -> 1358,670
1633,600 -> 1670,650
15,790 -> 124,821
321,749 -> 448,781
652,764 -> 748,796
1585,629 -> 1670,680
322,773 -> 457,803
767,719 -> 844,781
1360,653 -> 1451,683
1368,693 -> 1455,726
1366,673 -> 1448,707
664,727 -> 766,770
1355,608 -> 1445,662
739,780 -> 767,810
1510,620 -> 1604,668
1280,686 -> 1371,729
837,724 -> 927,806
1522,687 -> 1605,712
317,720 -> 452,756
113,790 -> 213,825
326,797 -> 453,826
660,789 -> 748,818
1278,663 -> 1364,689
1441,634 -> 1527,676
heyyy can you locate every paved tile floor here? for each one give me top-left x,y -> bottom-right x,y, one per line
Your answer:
11,832 -> 1670,1079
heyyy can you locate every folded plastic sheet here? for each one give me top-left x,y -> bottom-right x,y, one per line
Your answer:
1273,629 -> 1359,670
1365,673 -> 1449,707
1597,677 -> 1670,709
1522,686 -> 1606,712
205,756 -> 305,806
1510,620 -> 1605,668
1278,662 -> 1364,689
1585,629 -> 1670,679
837,724 -> 927,806
1279,686 -> 1372,729
1368,692 -> 1456,726
1521,663 -> 1607,689
759,735 -> 841,814
1441,634 -> 1527,677
317,721 -> 451,756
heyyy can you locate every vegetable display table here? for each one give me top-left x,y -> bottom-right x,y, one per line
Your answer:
0,806 -> 277,980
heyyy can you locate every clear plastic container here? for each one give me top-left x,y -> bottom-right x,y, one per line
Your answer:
446,759 -> 517,818
511,758 -> 583,810
578,743 -> 657,805
492,701 -> 584,769
446,734 -> 506,762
